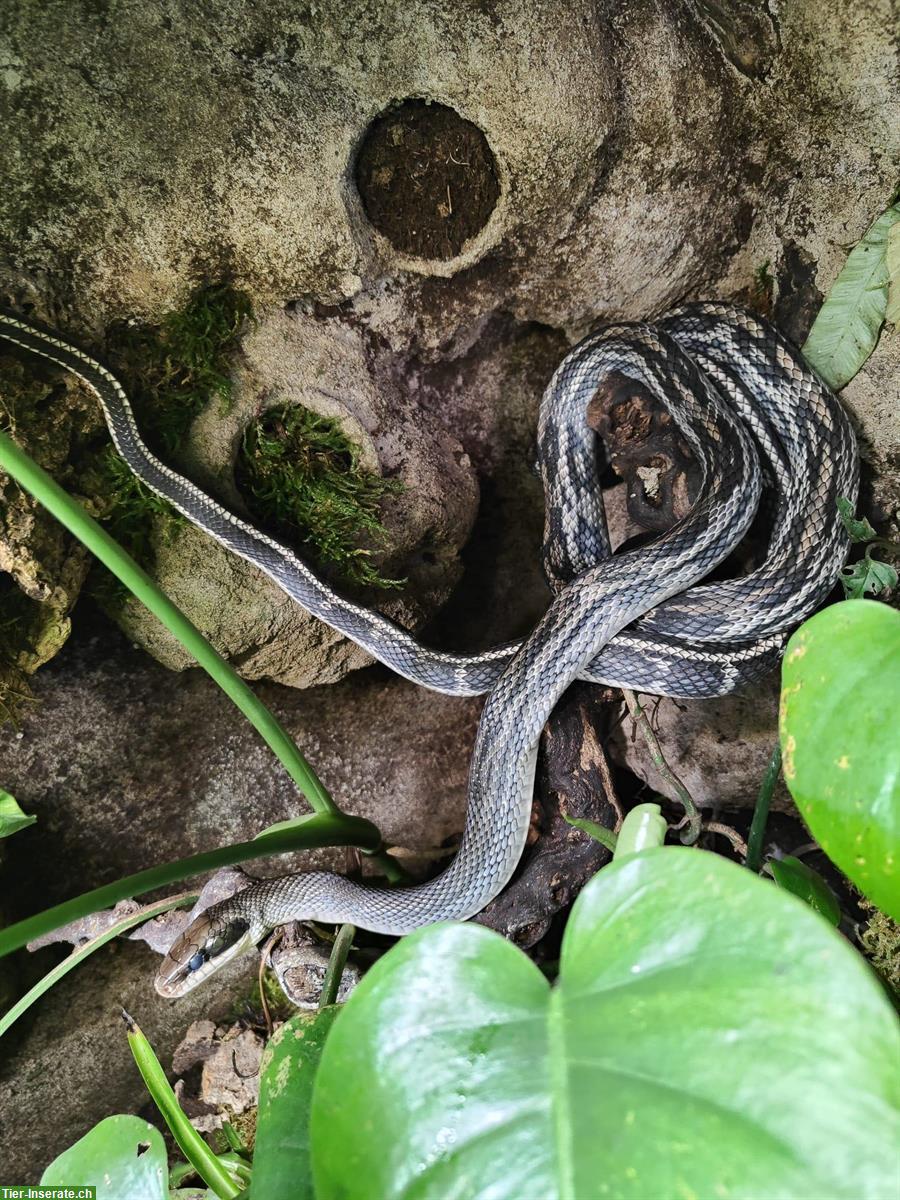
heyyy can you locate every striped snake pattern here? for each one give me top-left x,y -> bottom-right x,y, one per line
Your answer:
0,302 -> 857,994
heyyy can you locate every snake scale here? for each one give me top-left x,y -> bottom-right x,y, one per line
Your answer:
0,301 -> 857,996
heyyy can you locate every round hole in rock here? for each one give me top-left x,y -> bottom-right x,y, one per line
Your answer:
355,99 -> 500,260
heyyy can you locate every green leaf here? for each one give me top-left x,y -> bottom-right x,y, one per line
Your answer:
613,801 -> 667,857
840,554 -> 898,600
802,202 -> 900,389
310,849 -> 899,1200
886,220 -> 900,327
769,855 -> 841,925
781,600 -> 900,920
0,788 -> 36,838
41,1114 -> 168,1199
836,496 -> 876,543
125,1013 -> 241,1199
252,1006 -> 341,1200
562,814 -> 617,852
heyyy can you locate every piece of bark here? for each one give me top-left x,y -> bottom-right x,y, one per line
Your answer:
476,684 -> 620,947
587,372 -> 701,532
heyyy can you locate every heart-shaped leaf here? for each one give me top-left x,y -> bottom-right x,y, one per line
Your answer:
781,600 -> 900,919
311,849 -> 899,1199
41,1114 -> 167,1200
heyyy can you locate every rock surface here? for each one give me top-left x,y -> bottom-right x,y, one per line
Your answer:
607,675 -> 793,813
1,0 -> 897,688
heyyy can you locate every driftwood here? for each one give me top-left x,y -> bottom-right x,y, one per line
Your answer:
479,368 -> 705,944
476,683 -> 620,948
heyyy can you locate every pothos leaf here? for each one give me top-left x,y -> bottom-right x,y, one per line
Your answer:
0,788 -> 36,838
886,220 -> 900,327
841,554 -> 899,600
802,202 -> 900,390
836,496 -> 877,543
769,855 -> 841,926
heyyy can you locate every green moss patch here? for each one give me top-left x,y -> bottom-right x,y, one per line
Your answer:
235,404 -> 404,591
89,283 -> 253,602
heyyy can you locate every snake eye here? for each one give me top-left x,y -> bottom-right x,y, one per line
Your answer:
188,951 -> 206,973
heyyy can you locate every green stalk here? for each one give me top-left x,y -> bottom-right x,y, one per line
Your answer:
124,1010 -> 241,1199
0,893 -> 195,1039
622,689 -> 701,844
746,743 -> 782,873
0,429 -> 333,814
319,923 -> 356,1008
0,813 -> 379,959
563,814 -> 618,853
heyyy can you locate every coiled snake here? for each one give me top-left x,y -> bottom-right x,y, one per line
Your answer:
0,302 -> 857,996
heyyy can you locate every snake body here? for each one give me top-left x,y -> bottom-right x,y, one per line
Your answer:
0,302 -> 857,995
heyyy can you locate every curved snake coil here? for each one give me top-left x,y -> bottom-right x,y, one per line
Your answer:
0,302 -> 857,995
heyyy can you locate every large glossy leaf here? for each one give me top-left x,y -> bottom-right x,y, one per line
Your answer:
251,1006 -> 341,1200
781,600 -> 900,919
311,849 -> 899,1200
41,1114 -> 167,1200
0,788 -> 36,838
802,202 -> 900,389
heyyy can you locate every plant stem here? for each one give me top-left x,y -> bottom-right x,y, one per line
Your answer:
319,923 -> 356,1008
0,893 -> 195,1039
0,428 -> 408,885
746,743 -> 782,873
0,428 -> 334,813
622,690 -> 701,844
704,821 -> 749,859
0,812 -> 379,959
124,1011 -> 241,1199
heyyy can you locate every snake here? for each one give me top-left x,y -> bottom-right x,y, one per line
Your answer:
0,301 -> 857,996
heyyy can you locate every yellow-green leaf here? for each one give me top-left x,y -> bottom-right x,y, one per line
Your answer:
803,203 -> 900,389
780,600 -> 900,919
886,220 -> 900,327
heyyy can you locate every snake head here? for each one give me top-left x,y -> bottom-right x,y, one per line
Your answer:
155,905 -> 255,998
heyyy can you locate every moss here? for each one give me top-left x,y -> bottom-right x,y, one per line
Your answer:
89,283 -> 253,604
230,965 -> 296,1030
859,900 -> 900,998
746,259 -> 775,317
0,585 -> 39,726
235,403 -> 404,591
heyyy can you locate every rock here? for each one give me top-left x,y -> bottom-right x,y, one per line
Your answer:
1,0 -> 897,687
607,675 -> 792,813
0,356 -> 99,710
113,307 -> 479,687
0,615 -> 481,1177
0,935 -> 258,1184
270,926 -> 362,1009
197,1025 -> 264,1123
